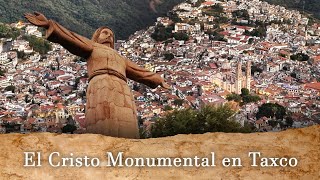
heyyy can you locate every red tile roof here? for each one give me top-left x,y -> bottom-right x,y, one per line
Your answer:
304,82 -> 320,91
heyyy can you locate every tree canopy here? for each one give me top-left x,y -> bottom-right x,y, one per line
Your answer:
251,64 -> 263,75
164,53 -> 175,61
4,85 -> 15,93
174,32 -> 189,41
0,69 -> 5,76
256,103 -> 286,120
243,27 -> 267,38
0,23 -> 20,39
23,35 -> 52,54
151,105 -> 254,138
151,24 -> 174,42
232,9 -> 250,19
62,124 -> 77,134
290,53 -> 310,62
226,93 -> 242,103
226,88 -> 261,105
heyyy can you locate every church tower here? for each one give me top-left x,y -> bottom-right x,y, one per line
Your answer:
236,61 -> 242,94
246,60 -> 251,92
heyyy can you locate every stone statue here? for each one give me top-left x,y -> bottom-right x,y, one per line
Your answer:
25,12 -> 170,138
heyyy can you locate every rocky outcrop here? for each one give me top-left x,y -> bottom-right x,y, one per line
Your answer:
0,126 -> 319,180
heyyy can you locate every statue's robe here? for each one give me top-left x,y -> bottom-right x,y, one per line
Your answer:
45,20 -> 164,138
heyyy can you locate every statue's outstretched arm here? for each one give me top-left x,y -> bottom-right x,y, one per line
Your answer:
125,58 -> 170,89
25,12 -> 93,58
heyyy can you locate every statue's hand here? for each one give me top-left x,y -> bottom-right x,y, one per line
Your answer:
160,81 -> 171,90
24,12 -> 49,28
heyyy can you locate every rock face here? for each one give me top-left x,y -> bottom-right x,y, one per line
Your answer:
0,126 -> 319,180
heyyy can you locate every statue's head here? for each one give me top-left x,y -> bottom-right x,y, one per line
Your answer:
92,27 -> 115,49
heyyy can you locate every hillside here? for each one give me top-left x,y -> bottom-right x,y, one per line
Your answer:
0,0 -> 184,39
0,0 -> 319,40
0,125 -> 318,179
265,0 -> 320,20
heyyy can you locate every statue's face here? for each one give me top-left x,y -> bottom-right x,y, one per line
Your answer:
97,29 -> 114,48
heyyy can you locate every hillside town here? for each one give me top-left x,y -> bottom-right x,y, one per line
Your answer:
0,0 -> 319,134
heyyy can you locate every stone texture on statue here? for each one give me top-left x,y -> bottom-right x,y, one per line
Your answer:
85,74 -> 138,138
43,20 -> 164,138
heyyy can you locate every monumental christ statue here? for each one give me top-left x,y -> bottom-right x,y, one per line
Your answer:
25,12 -> 170,138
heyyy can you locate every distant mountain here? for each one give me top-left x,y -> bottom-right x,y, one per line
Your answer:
0,0 -> 318,40
264,0 -> 320,20
0,0 -> 184,39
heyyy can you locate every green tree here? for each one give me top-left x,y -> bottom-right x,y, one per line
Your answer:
202,4 -> 224,16
151,105 -> 253,138
285,117 -> 294,127
248,38 -> 254,44
290,53 -> 309,62
243,26 -> 267,38
232,10 -> 249,19
62,124 -> 77,134
0,69 -> 5,76
151,24 -> 174,42
290,54 -> 298,60
279,53 -> 287,58
164,105 -> 173,111
16,51 -> 26,59
168,11 -> 182,23
268,120 -> 278,128
164,53 -> 175,61
282,66 -> 288,71
173,99 -> 184,106
173,32 -> 189,41
242,95 -> 261,104
226,93 -> 242,103
194,0 -> 205,7
5,85 -> 15,93
241,88 -> 250,97
256,103 -> 286,120
251,65 -> 263,75
215,16 -> 229,24
23,35 -> 52,54
0,23 -> 20,39
290,72 -> 297,78
74,77 -> 81,89
25,95 -> 31,103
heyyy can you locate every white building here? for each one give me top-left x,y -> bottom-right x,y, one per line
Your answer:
25,25 -> 42,38
174,23 -> 190,33
0,52 -> 9,64
0,77 -> 11,88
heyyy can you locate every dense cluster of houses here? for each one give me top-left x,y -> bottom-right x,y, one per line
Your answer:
118,0 -> 320,131
0,25 -> 87,133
